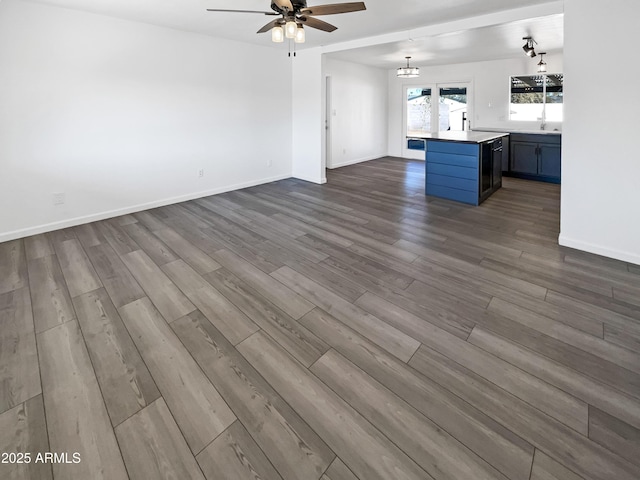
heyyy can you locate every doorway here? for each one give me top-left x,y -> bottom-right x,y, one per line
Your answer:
402,82 -> 471,159
325,76 -> 332,169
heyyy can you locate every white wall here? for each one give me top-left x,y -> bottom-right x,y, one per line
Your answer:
324,58 -> 388,168
291,47 -> 325,184
0,0 -> 292,241
386,54 -> 563,159
560,0 -> 640,265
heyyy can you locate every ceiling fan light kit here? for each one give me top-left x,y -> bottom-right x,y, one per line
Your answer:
206,1 -> 366,50
272,25 -> 285,42
397,56 -> 419,78
285,20 -> 298,39
295,25 -> 306,43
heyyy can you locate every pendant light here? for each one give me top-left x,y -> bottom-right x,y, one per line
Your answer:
294,25 -> 305,44
272,25 -> 284,43
537,52 -> 547,73
285,20 -> 297,39
397,56 -> 419,78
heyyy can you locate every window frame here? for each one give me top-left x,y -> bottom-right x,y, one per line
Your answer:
509,73 -> 563,123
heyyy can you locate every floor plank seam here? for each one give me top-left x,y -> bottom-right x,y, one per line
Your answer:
5,160 -> 640,480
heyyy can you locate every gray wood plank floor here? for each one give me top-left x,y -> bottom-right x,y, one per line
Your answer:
1,157 -> 640,480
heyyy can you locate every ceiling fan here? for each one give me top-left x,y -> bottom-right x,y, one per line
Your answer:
206,1 -> 367,44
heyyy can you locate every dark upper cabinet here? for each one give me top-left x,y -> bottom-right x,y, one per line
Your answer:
508,133 -> 561,183
511,142 -> 539,174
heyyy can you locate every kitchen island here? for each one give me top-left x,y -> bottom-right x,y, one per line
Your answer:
413,131 -> 508,205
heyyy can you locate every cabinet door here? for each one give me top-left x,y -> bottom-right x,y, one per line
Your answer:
538,144 -> 562,178
510,142 -> 538,174
501,137 -> 510,172
492,147 -> 503,187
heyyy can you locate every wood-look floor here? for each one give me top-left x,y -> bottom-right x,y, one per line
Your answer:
1,157 -> 640,480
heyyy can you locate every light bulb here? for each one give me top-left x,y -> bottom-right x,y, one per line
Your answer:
285,20 -> 297,39
294,26 -> 305,44
272,25 -> 284,43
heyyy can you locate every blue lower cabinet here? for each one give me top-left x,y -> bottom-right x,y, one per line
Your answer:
507,133 -> 561,184
425,138 -> 501,205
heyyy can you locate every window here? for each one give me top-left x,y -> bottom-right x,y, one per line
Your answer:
439,87 -> 468,132
406,85 -> 469,137
510,74 -> 563,122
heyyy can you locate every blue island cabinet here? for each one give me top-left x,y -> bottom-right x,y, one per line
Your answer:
424,133 -> 505,206
425,140 -> 481,205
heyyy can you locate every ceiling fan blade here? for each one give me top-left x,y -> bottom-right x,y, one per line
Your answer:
206,9 -> 278,15
298,16 -> 337,32
257,19 -> 283,34
300,2 -> 366,16
272,0 -> 294,12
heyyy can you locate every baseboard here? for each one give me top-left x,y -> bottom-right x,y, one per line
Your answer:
292,173 -> 327,184
0,173 -> 292,243
328,154 -> 385,169
558,233 -> 640,266
401,151 -> 426,161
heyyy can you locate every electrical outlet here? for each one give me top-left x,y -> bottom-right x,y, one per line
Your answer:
342,148 -> 347,155
52,192 -> 65,205
198,169 -> 204,178
267,159 -> 272,167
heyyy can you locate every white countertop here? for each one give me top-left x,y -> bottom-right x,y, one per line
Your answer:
408,131 -> 508,143
473,127 -> 562,136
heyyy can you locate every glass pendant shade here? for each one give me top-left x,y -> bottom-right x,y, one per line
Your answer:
272,25 -> 284,43
537,53 -> 547,73
397,57 -> 419,78
397,67 -> 420,78
285,20 -> 297,39
294,26 -> 305,44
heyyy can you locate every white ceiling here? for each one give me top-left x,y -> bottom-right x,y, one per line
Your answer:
27,0 -> 561,50
325,14 -> 564,68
